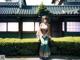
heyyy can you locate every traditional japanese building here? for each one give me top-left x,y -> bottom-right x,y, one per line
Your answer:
0,0 -> 80,38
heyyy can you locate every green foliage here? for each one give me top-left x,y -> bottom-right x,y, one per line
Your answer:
0,42 -> 39,56
0,36 -> 80,43
51,42 -> 80,56
37,2 -> 50,16
53,36 -> 80,43
0,41 -> 80,56
0,37 -> 80,56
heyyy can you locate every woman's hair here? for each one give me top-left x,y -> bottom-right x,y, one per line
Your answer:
41,15 -> 49,23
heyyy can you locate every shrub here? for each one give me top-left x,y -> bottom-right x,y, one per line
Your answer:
0,37 -> 80,56
0,42 -> 40,56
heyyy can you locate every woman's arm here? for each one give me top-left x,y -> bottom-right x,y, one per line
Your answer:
46,24 -> 50,36
36,23 -> 43,38
46,23 -> 51,39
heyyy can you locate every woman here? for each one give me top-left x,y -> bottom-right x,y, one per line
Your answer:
36,15 -> 51,59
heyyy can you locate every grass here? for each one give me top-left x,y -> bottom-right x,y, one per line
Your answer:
0,38 -> 38,43
53,36 -> 80,43
0,36 -> 80,43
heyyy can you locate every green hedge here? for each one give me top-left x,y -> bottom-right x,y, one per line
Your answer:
0,42 -> 40,56
51,42 -> 80,56
0,41 -> 80,56
0,37 -> 80,56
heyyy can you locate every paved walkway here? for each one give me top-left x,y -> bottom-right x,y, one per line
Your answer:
6,58 -> 40,60
5,56 -> 80,60
5,58 -> 80,60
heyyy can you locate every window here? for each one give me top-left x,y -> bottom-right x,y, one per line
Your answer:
8,22 -> 19,32
0,22 -> 19,32
0,22 -> 39,32
23,22 -> 34,31
35,22 -> 39,31
23,22 -> 39,32
67,22 -> 80,32
0,22 -> 7,32
62,22 -> 80,32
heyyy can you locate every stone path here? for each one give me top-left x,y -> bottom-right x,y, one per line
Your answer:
5,56 -> 80,60
5,58 -> 80,60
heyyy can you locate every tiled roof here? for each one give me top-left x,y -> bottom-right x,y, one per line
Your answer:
0,2 -> 80,15
0,6 -> 37,15
0,2 -> 19,7
47,5 -> 80,14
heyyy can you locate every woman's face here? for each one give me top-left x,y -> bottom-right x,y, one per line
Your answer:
43,18 -> 47,23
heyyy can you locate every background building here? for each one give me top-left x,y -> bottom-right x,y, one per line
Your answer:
0,0 -> 80,38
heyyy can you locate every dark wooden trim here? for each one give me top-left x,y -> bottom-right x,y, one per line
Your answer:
64,21 -> 67,33
22,31 -> 36,33
18,17 -> 23,39
0,32 -> 19,33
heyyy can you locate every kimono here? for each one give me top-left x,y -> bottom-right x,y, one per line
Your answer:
39,34 -> 50,58
36,23 -> 51,58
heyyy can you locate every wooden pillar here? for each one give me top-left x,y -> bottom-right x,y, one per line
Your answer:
59,21 -> 63,37
64,21 -> 67,33
18,17 -> 22,39
51,20 -> 63,37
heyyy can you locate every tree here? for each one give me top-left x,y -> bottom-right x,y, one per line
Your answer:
37,2 -> 50,16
